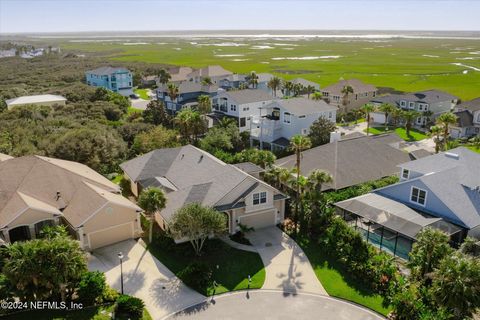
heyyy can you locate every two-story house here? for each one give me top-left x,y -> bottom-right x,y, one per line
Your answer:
335,147 -> 480,259
250,97 -> 337,151
187,65 -> 233,85
321,79 -> 377,113
371,89 -> 458,126
85,66 -> 133,96
120,145 -> 287,237
213,89 -> 275,132
450,97 -> 480,138
157,82 -> 218,114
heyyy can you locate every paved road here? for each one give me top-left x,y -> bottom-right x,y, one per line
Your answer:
246,227 -> 327,295
165,290 -> 385,320
88,240 -> 205,320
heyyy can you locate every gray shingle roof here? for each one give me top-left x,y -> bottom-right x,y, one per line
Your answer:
322,79 -> 376,95
457,97 -> 480,112
372,90 -> 458,106
266,97 -> 336,116
233,162 -> 265,174
86,66 -> 130,75
275,134 -> 410,190
158,82 -> 218,94
224,89 -> 274,104
291,78 -> 320,90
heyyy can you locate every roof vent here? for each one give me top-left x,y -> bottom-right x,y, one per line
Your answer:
445,152 -> 460,159
55,191 -> 67,211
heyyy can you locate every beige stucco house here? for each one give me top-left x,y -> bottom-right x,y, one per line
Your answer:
322,79 -> 377,113
0,155 -> 142,250
120,145 -> 287,236
5,94 -> 67,110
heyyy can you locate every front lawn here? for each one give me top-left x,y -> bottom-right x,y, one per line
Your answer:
337,118 -> 366,127
364,126 -> 427,142
147,230 -> 265,296
134,88 -> 150,100
467,145 -> 480,154
299,238 -> 392,316
127,106 -> 143,115
3,305 -> 152,320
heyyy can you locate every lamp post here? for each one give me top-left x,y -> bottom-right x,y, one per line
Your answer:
247,274 -> 251,289
118,252 -> 124,295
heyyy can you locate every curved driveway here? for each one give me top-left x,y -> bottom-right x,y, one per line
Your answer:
165,290 -> 385,320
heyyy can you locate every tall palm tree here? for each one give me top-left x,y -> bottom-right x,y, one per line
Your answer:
167,83 -> 179,105
248,71 -> 259,89
137,187 -> 167,243
429,125 -> 443,154
197,94 -> 211,115
283,80 -> 294,97
390,107 -> 403,127
293,83 -> 304,97
307,169 -> 333,194
305,85 -> 316,99
401,110 -> 421,137
311,92 -> 323,101
436,112 -> 458,151
158,69 -> 171,86
341,85 -> 354,108
267,76 -> 282,97
379,103 -> 395,129
174,108 -> 205,143
361,103 -> 375,135
289,135 -> 312,233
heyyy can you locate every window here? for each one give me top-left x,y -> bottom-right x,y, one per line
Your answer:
284,112 -> 291,124
302,128 -> 308,135
373,91 -> 376,97
477,113 -> 480,123
402,169 -> 409,179
411,187 -> 427,206
240,117 -> 246,127
253,192 -> 267,205
298,115 -> 306,118
400,101 -> 406,107
409,102 -> 415,109
230,104 -> 237,111
243,106 -> 249,111
328,111 -> 333,119
355,94 -> 358,100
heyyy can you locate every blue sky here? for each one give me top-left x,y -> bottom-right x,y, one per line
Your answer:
0,0 -> 479,33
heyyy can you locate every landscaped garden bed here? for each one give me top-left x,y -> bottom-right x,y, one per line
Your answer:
364,126 -> 427,141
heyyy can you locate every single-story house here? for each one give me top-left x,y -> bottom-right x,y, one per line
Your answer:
6,94 -> 67,110
0,155 -> 142,250
120,145 -> 287,235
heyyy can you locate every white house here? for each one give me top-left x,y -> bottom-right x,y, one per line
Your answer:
213,89 -> 276,131
450,97 -> 480,138
250,97 -> 337,151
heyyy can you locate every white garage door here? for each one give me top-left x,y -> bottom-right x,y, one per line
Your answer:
88,222 -> 134,250
239,211 -> 276,230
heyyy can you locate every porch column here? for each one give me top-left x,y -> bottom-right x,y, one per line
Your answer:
2,230 -> 10,243
29,225 -> 36,240
78,227 -> 86,249
379,226 -> 384,251
366,222 -> 370,242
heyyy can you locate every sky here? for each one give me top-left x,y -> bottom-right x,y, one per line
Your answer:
0,0 -> 479,33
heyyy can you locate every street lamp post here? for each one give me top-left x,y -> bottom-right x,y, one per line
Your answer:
247,274 -> 251,289
118,252 -> 124,295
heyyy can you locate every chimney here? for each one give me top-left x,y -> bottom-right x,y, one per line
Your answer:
330,131 -> 342,143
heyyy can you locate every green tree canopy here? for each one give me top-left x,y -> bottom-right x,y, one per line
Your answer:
138,187 -> 167,243
131,125 -> 180,155
308,116 -> 337,147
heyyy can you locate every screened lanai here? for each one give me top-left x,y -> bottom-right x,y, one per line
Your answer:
335,193 -> 463,260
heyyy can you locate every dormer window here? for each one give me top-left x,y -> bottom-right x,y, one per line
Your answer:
410,187 -> 427,206
402,169 -> 409,179
284,112 -> 291,124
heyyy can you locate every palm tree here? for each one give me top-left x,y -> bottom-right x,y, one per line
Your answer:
137,187 -> 167,243
305,85 -> 316,99
361,103 -> 375,135
311,92 -> 323,101
436,112 -> 458,151
401,110 -> 421,137
267,76 -> 282,97
158,69 -> 171,86
282,80 -> 294,97
379,103 -> 395,129
167,83 -> 179,105
341,85 -> 354,108
248,71 -> 259,89
289,135 -> 312,233
422,110 -> 434,126
390,107 -> 403,127
293,83 -> 304,97
307,169 -> 333,193
201,77 -> 213,86
174,108 -> 205,143
428,125 -> 443,154
197,94 -> 211,115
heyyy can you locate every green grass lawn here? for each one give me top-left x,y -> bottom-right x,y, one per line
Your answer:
110,174 -> 123,184
365,126 -> 427,142
337,118 -> 366,127
127,106 -> 143,115
148,231 -> 265,296
3,305 -> 152,320
134,88 -> 150,100
467,145 -> 480,154
299,239 -> 392,316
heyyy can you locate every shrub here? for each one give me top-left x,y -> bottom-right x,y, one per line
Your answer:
177,262 -> 212,292
102,285 -> 119,303
116,294 -> 145,319
77,271 -> 107,305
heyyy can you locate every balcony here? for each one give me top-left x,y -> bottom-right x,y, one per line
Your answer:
250,116 -> 282,143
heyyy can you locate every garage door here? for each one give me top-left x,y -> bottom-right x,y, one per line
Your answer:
88,222 -> 134,250
239,210 -> 276,230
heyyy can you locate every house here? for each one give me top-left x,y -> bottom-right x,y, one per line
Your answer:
335,147 -> 480,259
0,155 -> 142,250
157,82 -> 218,114
233,162 -> 265,179
291,78 -> 320,91
85,66 -> 133,96
371,89 -> 458,126
450,97 -> 480,138
141,75 -> 157,87
5,94 -> 67,110
256,73 -> 275,93
187,65 -> 233,85
213,89 -> 276,131
167,66 -> 194,84
219,74 -> 247,90
275,134 -> 411,191
120,145 -> 287,235
321,79 -> 377,113
250,97 -> 337,151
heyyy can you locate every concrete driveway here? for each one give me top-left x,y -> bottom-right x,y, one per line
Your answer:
166,290 -> 385,320
131,98 -> 150,110
88,240 -> 205,320
246,227 -> 327,295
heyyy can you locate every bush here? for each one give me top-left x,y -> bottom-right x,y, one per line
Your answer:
77,271 -> 107,305
116,294 -> 145,319
102,285 -> 119,303
177,262 -> 212,292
